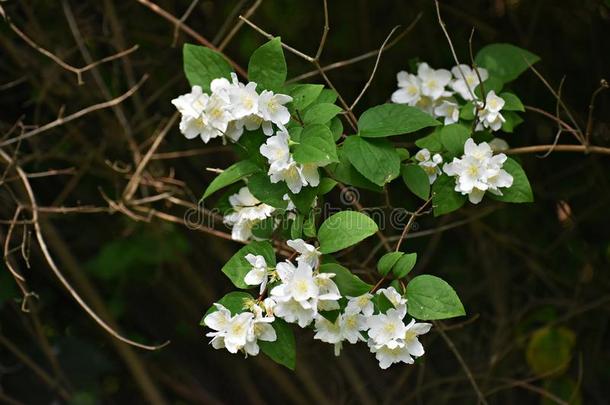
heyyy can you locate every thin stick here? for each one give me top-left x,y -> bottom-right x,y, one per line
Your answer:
505,144 -> 610,156
314,0 -> 330,61
218,0 -> 263,51
585,79 -> 609,147
0,75 -> 148,147
0,149 -> 169,351
7,18 -> 138,85
172,0 -> 200,47
349,26 -> 400,111
135,0 -> 247,77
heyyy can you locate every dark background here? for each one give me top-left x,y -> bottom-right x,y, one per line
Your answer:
1,0 -> 609,403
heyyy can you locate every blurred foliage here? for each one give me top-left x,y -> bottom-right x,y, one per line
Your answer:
0,0 -> 609,404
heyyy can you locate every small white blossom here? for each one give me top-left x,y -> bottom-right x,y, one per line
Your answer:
367,305 -> 407,350
415,148 -> 443,184
223,187 -> 275,242
368,341 -> 414,369
417,63 -> 452,100
244,254 -> 269,294
443,138 -> 514,204
229,81 -> 259,119
450,64 -> 488,101
434,99 -> 460,125
258,90 -> 293,135
403,319 -> 432,357
474,90 -> 506,132
391,71 -> 422,105
346,293 -> 375,317
376,286 -> 407,309
287,238 -> 321,268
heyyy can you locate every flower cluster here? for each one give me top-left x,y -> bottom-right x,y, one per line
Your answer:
204,301 -> 277,356
443,138 -> 514,204
171,73 -> 292,143
391,63 -> 507,131
203,238 -> 432,369
260,129 -> 321,194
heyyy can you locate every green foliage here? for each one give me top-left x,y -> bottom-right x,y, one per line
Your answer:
259,319 -> 296,370
401,164 -> 430,200
248,38 -> 286,91
343,136 -> 400,186
319,263 -> 371,296
501,111 -> 524,133
415,130 -> 443,152
432,174 -> 466,216
202,160 -> 261,199
439,124 -> 471,157
328,148 -> 383,192
406,275 -> 465,320
247,173 -> 289,208
183,44 -> 232,92
475,43 -> 540,83
202,291 -> 253,319
392,253 -> 417,278
377,252 -> 404,276
221,241 -> 276,289
317,211 -> 378,254
292,124 -> 338,166
500,92 -> 525,111
303,103 -> 342,125
358,104 -> 440,137
287,84 -> 324,111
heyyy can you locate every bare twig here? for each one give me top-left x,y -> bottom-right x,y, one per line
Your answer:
505,144 -> 610,156
0,75 -> 148,147
172,0 -> 200,47
218,0 -> 263,51
585,79 -> 609,147
7,17 -> 138,85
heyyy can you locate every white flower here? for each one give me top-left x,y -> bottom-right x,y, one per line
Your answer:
368,342 -> 414,369
474,91 -> 506,132
314,316 -> 343,345
340,308 -> 368,344
313,272 -> 341,312
403,319 -> 432,357
417,63 -> 452,100
228,81 -> 259,119
203,303 -> 232,350
244,254 -> 269,294
223,187 -> 275,242
273,298 -> 316,327
346,293 -> 375,317
391,71 -> 422,105
244,309 -> 277,356
434,99 -> 460,125
414,96 -> 436,115
269,158 -> 306,194
450,64 -> 488,101
271,261 -> 318,305
172,87 -> 223,142
287,238 -> 321,268
443,138 -> 514,204
258,90 -> 293,135
376,286 -> 407,309
415,148 -> 443,184
204,92 -> 232,133
260,130 -> 291,170
367,305 -> 407,350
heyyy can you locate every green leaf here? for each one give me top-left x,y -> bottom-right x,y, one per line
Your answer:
343,136 -> 400,186
317,177 -> 337,195
526,326 -> 575,377
501,111 -> 524,133
319,263 -> 371,296
327,148 -> 383,192
303,103 -> 342,125
358,104 -> 440,137
392,253 -> 417,278
406,275 -> 465,320
259,319 -> 296,370
314,89 -> 338,104
247,173 -> 289,208
251,217 -> 276,239
292,124 -> 338,166
329,116 -> 343,141
317,211 -> 378,254
288,186 -> 317,213
401,164 -> 430,200
233,129 -> 267,167
183,44 -> 233,92
377,252 -> 404,276
248,37 -> 287,91
460,101 -> 476,121
396,148 -> 410,161
288,84 -> 324,111
489,157 -> 533,203
202,291 -> 253,320
474,76 -> 504,97
221,241 -> 276,289
290,214 -> 304,239
415,130 -> 443,152
499,92 -> 524,111
303,211 -> 317,237
440,124 -> 471,157
475,43 -> 540,83
432,174 -> 466,216
202,160 -> 262,200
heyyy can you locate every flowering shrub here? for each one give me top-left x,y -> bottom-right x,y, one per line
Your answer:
172,38 -> 535,370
